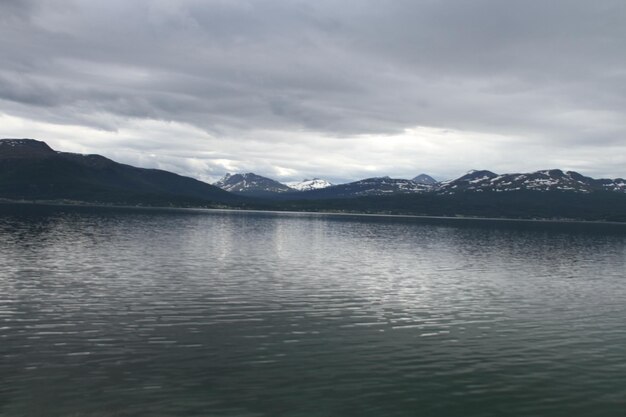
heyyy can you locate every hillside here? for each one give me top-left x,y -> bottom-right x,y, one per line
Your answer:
0,139 -> 243,206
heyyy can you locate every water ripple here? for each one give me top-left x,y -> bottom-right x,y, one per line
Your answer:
1,205 -> 626,416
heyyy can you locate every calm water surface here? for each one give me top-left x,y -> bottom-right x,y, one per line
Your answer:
1,204 -> 626,417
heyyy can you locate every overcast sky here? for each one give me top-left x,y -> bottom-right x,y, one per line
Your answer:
2,0 -> 626,183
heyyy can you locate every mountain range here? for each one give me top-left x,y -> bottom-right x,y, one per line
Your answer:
2,138 -> 626,221
213,173 -> 434,198
0,139 -> 242,206
213,173 -> 333,196
213,169 -> 626,199
437,169 -> 626,194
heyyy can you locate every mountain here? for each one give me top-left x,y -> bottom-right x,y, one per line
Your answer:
412,174 -> 438,185
437,170 -> 498,193
0,139 -> 242,206
286,178 -> 333,191
214,173 -> 294,196
4,138 -> 626,221
437,169 -> 626,194
276,177 -> 434,200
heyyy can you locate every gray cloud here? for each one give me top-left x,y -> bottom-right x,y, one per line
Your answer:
1,0 -> 626,182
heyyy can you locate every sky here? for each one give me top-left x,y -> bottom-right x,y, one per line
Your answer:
1,0 -> 626,184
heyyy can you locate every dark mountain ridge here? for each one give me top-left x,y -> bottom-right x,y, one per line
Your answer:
0,139 -> 242,206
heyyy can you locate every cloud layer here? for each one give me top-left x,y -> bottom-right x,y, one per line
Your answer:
2,0 -> 626,182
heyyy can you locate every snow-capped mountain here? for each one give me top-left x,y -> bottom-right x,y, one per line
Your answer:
286,178 -> 333,191
437,169 -> 626,194
437,170 -> 498,192
412,174 -> 438,185
213,169 -> 626,199
214,173 -> 294,195
280,177 -> 434,200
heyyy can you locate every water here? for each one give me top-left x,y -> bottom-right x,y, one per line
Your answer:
1,204 -> 626,417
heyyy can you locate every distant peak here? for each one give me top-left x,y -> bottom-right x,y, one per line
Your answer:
218,172 -> 260,181
412,173 -> 437,185
214,171 -> 293,194
536,169 -> 565,177
240,172 -> 261,179
466,169 -> 494,175
464,170 -> 497,178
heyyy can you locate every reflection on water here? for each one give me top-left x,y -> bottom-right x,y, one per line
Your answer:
1,204 -> 626,417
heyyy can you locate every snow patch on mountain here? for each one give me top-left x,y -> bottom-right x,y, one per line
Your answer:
286,178 -> 333,191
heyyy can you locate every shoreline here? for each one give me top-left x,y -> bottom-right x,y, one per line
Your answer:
2,198 -> 626,226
